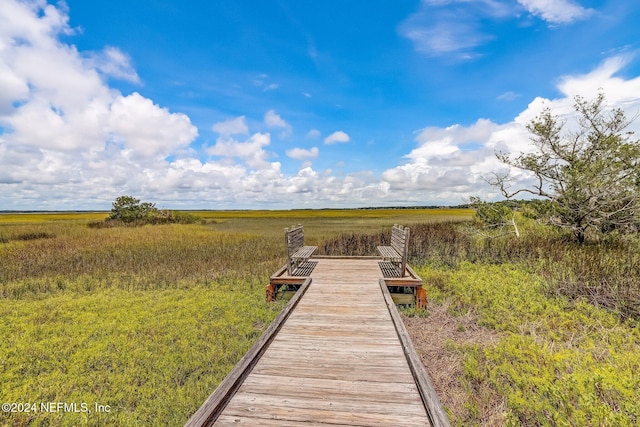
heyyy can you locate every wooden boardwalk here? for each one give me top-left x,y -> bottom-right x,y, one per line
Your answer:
187,258 -> 449,426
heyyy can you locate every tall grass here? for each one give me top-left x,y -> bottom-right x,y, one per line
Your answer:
3,210 -> 637,426
1,209 -> 470,426
314,218 -> 640,424
322,220 -> 640,319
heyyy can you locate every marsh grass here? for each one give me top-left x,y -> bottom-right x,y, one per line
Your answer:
1,209 -> 468,426
319,216 -> 639,425
0,286 -> 283,426
421,263 -> 640,426
321,220 -> 640,318
2,209 -> 638,426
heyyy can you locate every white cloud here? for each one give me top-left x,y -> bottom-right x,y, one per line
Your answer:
286,146 -> 319,160
264,109 -> 287,128
400,0 -> 593,58
324,131 -> 350,144
1,1 -> 639,211
517,0 -> 594,24
556,56 -> 640,104
306,129 -> 321,139
264,109 -> 292,136
497,91 -> 519,101
207,132 -> 272,169
379,55 -> 640,204
0,0 -> 198,207
399,0 -> 513,57
382,119 -> 505,196
401,20 -> 490,56
212,116 -> 249,136
86,46 -> 140,83
109,92 -> 197,158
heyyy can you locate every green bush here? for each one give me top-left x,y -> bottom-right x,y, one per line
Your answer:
421,263 -> 640,426
91,196 -> 200,227
108,196 -> 157,223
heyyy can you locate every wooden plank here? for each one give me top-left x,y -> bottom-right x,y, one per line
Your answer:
250,366 -> 416,384
192,257 -> 437,426
215,415 -> 351,426
278,322 -> 397,334
292,304 -> 390,315
291,246 -> 317,259
379,278 -> 450,427
291,260 -> 317,277
269,276 -> 308,285
311,255 -> 381,259
391,292 -> 416,306
382,278 -> 423,287
264,341 -> 403,354
261,339 -> 407,353
221,401 -> 429,427
379,261 -> 401,278
377,246 -> 401,261
262,350 -> 406,364
226,392 -> 429,417
185,278 -> 312,427
241,374 -> 424,404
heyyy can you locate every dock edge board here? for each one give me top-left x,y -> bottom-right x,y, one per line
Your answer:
379,278 -> 451,427
185,277 -> 312,426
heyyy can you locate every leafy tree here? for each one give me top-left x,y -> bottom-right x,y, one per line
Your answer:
470,197 -> 520,238
491,92 -> 640,243
108,195 -> 158,223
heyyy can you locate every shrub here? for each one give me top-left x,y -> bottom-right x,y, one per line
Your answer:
108,195 -> 157,223
94,196 -> 200,227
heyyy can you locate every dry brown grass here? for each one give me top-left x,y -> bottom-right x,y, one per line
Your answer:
403,301 -> 506,426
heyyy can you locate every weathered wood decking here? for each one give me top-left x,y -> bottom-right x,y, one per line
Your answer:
187,258 -> 449,426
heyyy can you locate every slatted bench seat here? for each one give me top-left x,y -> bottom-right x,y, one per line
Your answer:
285,224 -> 318,276
377,224 -> 410,278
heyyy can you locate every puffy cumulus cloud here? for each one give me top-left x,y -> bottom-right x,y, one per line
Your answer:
0,0 -> 197,156
212,116 -> 249,136
517,0 -> 594,25
408,119 -> 498,160
0,0 -> 198,209
109,93 -> 197,158
264,109 -> 291,136
382,119 -> 506,199
2,1 -> 639,211
286,146 -> 319,160
381,56 -> 640,204
207,132 -> 272,169
0,0 -> 72,46
324,131 -> 350,144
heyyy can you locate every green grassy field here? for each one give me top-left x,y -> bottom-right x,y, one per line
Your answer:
0,209 -> 470,426
1,209 -> 638,426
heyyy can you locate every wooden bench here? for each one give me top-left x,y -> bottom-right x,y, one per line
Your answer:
284,225 -> 318,276
377,224 -> 410,277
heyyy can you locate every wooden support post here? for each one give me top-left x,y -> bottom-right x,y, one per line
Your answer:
416,286 -> 427,309
265,284 -> 275,302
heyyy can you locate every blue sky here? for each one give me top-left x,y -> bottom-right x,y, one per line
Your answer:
1,0 -> 640,210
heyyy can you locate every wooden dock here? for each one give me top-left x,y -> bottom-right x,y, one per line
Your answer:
186,258 -> 449,426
